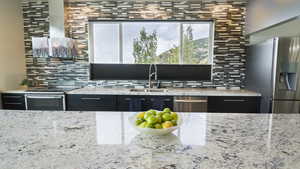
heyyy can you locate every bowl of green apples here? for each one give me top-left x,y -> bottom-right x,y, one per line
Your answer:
129,108 -> 182,136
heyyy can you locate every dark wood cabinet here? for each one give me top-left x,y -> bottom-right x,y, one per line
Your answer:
66,94 -> 117,111
146,96 -> 174,111
207,96 -> 261,113
117,95 -> 173,111
1,92 -> 259,113
117,96 -> 148,111
2,93 -> 26,110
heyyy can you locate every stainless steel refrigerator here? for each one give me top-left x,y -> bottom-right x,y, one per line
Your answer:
246,37 -> 300,113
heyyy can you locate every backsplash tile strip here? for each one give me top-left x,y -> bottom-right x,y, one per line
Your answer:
22,0 -> 247,89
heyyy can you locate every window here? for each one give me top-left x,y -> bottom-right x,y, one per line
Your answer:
89,21 -> 213,65
92,23 -> 120,63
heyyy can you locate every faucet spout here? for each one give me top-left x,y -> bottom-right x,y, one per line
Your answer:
148,64 -> 158,89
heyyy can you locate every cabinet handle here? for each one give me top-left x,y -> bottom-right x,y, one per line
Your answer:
223,99 -> 245,102
3,96 -> 22,99
81,98 -> 101,101
4,103 -> 23,105
125,98 -> 145,101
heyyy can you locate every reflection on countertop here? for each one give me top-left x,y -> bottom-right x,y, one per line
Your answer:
95,112 -> 206,145
1,110 -> 300,169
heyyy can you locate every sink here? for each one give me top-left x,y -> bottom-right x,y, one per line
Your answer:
129,88 -> 168,93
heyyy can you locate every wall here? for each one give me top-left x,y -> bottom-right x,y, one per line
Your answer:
22,0 -> 248,89
0,0 -> 26,90
246,0 -> 300,34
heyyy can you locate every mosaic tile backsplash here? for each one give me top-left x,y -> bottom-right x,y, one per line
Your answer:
22,0 -> 247,89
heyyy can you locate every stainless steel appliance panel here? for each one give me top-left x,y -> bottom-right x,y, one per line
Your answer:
272,100 -> 300,113
246,38 -> 276,113
25,94 -> 65,111
174,96 -> 207,112
274,37 -> 300,100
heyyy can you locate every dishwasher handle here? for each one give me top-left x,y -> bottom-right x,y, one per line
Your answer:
223,99 -> 245,102
26,95 -> 64,99
174,99 -> 207,103
81,97 -> 101,101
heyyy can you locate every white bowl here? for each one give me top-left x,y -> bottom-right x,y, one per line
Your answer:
128,113 -> 183,136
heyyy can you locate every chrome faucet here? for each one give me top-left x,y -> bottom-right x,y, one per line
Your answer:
148,64 -> 158,89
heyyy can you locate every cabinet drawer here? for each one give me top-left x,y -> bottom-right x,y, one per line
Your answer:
2,94 -> 26,110
2,94 -> 24,103
208,96 -> 260,113
3,102 -> 26,110
66,94 -> 117,111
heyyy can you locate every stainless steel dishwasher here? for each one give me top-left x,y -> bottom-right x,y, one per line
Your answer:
174,96 -> 207,112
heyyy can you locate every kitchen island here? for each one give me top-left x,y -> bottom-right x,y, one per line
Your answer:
1,110 -> 299,169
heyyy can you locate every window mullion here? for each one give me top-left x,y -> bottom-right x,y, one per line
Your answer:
179,23 -> 183,64
119,23 -> 123,64
209,22 -> 214,64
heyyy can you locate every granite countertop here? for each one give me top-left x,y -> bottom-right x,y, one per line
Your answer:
66,87 -> 261,97
1,110 -> 299,169
1,87 -> 261,97
0,89 -> 27,94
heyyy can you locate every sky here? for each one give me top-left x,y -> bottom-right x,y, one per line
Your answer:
93,22 -> 210,64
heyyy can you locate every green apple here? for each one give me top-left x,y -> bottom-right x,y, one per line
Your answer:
157,111 -> 164,117
135,119 -> 144,125
163,108 -> 171,113
146,115 -> 158,124
171,119 -> 177,126
144,112 -> 153,119
154,123 -> 162,129
136,112 -> 145,119
162,121 -> 173,128
156,115 -> 162,123
147,109 -> 157,115
162,113 -> 172,121
139,121 -> 147,128
170,112 -> 178,121
146,122 -> 154,128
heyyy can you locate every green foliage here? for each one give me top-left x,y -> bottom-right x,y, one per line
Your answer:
182,25 -> 209,64
132,25 -> 209,65
133,28 -> 158,64
157,44 -> 179,64
20,79 -> 29,86
183,25 -> 195,64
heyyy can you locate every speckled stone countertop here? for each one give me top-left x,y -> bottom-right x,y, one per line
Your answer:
1,110 -> 299,169
66,87 -> 261,97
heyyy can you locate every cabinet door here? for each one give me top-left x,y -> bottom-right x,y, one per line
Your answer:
146,96 -> 174,111
117,96 -> 147,111
208,96 -> 261,113
117,96 -> 174,111
67,94 -> 117,111
2,94 -> 26,110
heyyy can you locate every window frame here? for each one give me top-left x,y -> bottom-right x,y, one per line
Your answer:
88,20 -> 214,65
